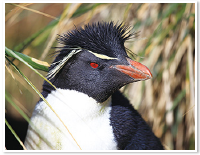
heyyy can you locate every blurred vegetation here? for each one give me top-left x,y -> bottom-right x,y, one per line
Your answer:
5,3 -> 195,150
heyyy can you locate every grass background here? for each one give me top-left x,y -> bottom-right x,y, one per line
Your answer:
5,3 -> 195,150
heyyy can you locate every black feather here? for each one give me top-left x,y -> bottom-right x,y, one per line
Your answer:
57,21 -> 136,58
111,91 -> 164,150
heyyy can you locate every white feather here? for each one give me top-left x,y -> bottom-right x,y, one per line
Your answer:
24,89 -> 117,150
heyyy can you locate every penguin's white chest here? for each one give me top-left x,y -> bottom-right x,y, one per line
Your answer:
24,89 -> 117,150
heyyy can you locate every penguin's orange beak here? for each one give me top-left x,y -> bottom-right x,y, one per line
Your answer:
111,58 -> 152,81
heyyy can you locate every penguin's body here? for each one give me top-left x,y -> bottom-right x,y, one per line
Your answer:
24,22 -> 164,150
25,89 -> 117,150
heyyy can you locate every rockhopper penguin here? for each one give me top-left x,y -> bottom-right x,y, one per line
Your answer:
24,22 -> 164,150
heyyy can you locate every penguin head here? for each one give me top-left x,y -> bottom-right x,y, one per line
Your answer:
44,22 -> 152,103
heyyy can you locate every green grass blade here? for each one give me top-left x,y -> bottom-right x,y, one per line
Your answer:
5,89 -> 52,150
5,47 -> 56,90
12,3 -> 102,53
5,56 -> 50,102
71,3 -> 103,18
159,3 -> 179,19
13,19 -> 59,52
5,92 -> 30,123
5,46 -> 49,72
5,118 -> 27,150
169,89 -> 186,112
13,3 -> 102,52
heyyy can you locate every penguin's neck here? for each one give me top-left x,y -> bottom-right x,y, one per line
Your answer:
36,88 -> 112,120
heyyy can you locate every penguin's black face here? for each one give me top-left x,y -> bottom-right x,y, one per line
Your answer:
47,49 -> 151,103
42,22 -> 152,103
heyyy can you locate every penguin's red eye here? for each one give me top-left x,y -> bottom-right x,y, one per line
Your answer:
90,62 -> 99,68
